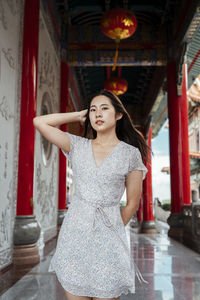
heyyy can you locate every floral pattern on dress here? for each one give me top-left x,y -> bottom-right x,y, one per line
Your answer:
48,132 -> 148,298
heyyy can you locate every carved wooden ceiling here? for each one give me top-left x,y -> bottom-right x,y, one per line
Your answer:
54,0 -> 199,133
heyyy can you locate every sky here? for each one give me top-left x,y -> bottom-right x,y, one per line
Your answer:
151,119 -> 171,202
121,119 -> 171,204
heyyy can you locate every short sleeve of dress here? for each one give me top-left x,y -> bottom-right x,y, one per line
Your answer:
61,132 -> 82,162
127,147 -> 148,180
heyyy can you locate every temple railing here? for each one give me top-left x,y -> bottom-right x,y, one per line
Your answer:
182,202 -> 200,253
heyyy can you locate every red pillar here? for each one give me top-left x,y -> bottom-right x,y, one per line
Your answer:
167,61 -> 191,213
57,62 -> 68,227
16,0 -> 40,216
167,61 -> 191,239
141,126 -> 156,233
13,0 -> 40,268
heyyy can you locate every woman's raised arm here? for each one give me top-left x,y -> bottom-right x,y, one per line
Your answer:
33,109 -> 88,153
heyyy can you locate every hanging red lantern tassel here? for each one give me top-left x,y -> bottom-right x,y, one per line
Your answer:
112,41 -> 119,71
101,8 -> 137,71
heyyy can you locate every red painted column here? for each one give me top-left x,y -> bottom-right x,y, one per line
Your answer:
57,62 -> 69,228
167,61 -> 191,240
13,0 -> 40,268
16,0 -> 40,216
167,61 -> 191,213
58,62 -> 68,211
141,126 -> 156,233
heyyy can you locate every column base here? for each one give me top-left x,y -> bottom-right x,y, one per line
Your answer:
14,215 -> 41,245
13,215 -> 41,272
167,212 -> 184,242
13,243 -> 40,278
182,203 -> 200,253
130,214 -> 139,228
182,232 -> 200,253
57,209 -> 67,235
57,209 -> 67,226
188,237 -> 200,254
140,220 -> 157,233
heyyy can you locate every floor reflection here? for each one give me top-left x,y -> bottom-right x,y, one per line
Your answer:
1,220 -> 200,300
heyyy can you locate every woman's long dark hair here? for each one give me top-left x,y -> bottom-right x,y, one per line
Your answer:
83,89 -> 152,164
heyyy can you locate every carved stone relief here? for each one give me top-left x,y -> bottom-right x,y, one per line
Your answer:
33,10 -> 60,243
40,92 -> 53,167
2,48 -> 15,69
38,50 -> 60,113
0,96 -> 14,120
0,248 -> 12,267
0,179 -> 13,248
0,0 -> 24,270
38,51 -> 55,90
38,10 -> 60,112
0,0 -> 8,30
12,1 -> 24,229
0,0 -> 22,30
7,0 -> 21,16
35,154 -> 57,227
40,1 -> 60,55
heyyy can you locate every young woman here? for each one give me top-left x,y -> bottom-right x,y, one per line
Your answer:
33,89 -> 150,300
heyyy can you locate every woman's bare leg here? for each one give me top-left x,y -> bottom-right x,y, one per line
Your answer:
64,290 -> 92,300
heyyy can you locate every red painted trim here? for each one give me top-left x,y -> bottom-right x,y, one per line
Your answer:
46,0 -> 61,40
188,49 -> 200,73
174,0 -> 192,40
58,62 -> 68,210
167,61 -> 191,213
17,0 -> 40,215
143,126 -> 154,222
68,66 -> 82,109
69,42 -> 166,51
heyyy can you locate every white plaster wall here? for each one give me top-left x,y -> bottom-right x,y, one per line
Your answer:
33,9 -> 60,243
0,1 -> 24,270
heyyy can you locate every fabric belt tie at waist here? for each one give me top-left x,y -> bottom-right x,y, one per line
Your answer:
92,202 -> 117,231
81,198 -> 149,285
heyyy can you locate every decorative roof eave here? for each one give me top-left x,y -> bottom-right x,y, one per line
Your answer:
161,153 -> 200,175
151,91 -> 168,138
68,23 -> 166,44
182,4 -> 200,43
190,152 -> 200,159
173,1 -> 200,46
67,50 -> 166,67
187,76 -> 200,103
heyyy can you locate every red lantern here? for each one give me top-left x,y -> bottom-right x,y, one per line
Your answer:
104,77 -> 128,95
101,8 -> 137,70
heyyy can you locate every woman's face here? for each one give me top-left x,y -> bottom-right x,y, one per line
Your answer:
89,95 -> 122,132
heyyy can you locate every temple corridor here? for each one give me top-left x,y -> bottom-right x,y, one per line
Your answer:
1,1 -> 200,299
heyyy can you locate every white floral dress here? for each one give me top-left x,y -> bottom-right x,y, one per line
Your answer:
48,132 -> 148,298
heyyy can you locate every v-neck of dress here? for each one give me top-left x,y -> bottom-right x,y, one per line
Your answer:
90,139 -> 122,169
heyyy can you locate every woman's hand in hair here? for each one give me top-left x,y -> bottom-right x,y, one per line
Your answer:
79,109 -> 88,126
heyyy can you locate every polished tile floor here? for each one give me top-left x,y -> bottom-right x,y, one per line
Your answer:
1,221 -> 200,300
